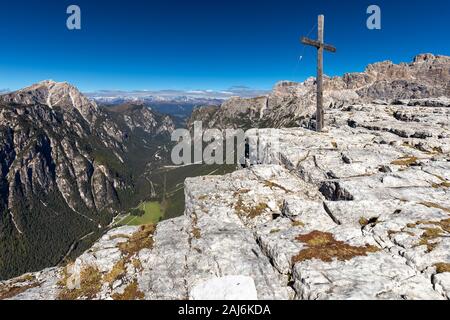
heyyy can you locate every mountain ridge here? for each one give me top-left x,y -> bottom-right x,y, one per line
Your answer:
188,53 -> 450,130
0,81 -> 175,279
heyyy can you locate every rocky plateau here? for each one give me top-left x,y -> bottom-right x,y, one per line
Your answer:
1,92 -> 449,299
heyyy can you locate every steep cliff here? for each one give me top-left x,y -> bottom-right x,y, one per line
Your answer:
0,81 -> 174,280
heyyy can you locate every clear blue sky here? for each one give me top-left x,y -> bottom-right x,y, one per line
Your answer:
0,0 -> 449,92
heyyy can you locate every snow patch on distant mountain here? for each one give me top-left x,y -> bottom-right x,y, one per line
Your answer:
85,87 -> 270,105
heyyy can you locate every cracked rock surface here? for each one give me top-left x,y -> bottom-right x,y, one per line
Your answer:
1,99 -> 449,300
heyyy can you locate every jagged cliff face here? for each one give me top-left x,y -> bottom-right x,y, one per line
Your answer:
189,54 -> 450,129
0,81 -> 175,280
2,96 -> 448,300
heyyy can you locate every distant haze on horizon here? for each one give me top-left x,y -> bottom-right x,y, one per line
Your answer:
0,0 -> 449,93
84,86 -> 272,100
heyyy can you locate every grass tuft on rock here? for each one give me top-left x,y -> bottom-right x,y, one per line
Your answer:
235,198 -> 269,219
419,202 -> 450,213
57,265 -> 102,300
434,263 -> 450,274
190,213 -> 201,239
118,224 -> 155,259
292,231 -> 380,264
132,259 -> 143,272
418,228 -> 442,252
104,259 -> 127,284
407,218 -> 450,252
0,279 -> 40,300
263,180 -> 290,193
432,181 -> 450,188
112,280 -> 144,300
292,220 -> 305,227
233,189 -> 251,197
391,156 -> 419,166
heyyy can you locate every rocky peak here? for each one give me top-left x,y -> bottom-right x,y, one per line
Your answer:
413,53 -> 443,63
273,81 -> 303,96
102,103 -> 175,136
0,81 -> 176,281
0,80 -> 99,124
273,81 -> 298,91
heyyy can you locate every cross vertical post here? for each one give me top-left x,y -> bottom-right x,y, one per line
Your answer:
301,15 -> 336,132
317,15 -> 324,132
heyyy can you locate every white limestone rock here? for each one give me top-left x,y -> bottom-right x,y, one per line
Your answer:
433,273 -> 450,299
1,96 -> 449,300
189,276 -> 258,300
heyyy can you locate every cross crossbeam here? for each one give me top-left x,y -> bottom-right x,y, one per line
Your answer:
300,37 -> 336,53
301,15 -> 336,132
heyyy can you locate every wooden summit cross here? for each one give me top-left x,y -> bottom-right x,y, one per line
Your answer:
301,15 -> 336,132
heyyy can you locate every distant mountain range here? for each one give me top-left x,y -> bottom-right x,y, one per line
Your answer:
90,93 -> 224,106
86,87 -> 270,127
96,98 -> 221,127
86,87 -> 270,105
